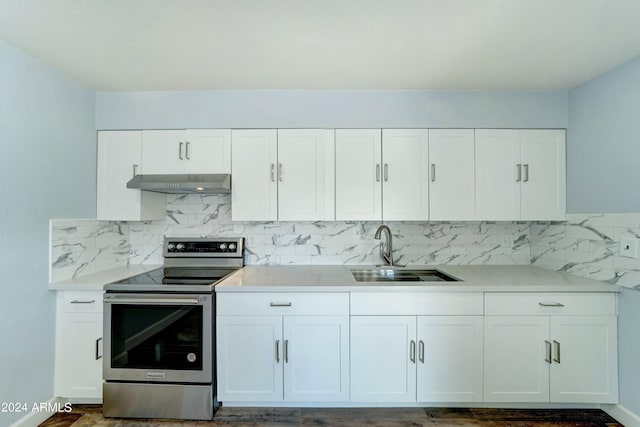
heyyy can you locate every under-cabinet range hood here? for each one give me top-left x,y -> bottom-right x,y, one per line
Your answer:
126,174 -> 231,194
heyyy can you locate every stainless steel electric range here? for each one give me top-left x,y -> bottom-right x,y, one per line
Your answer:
103,237 -> 244,421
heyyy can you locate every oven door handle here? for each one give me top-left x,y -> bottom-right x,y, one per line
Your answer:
104,296 -> 202,305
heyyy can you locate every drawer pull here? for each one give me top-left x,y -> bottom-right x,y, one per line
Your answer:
545,340 -> 552,364
269,302 -> 292,307
418,340 -> 425,363
553,340 -> 561,363
410,340 -> 416,364
284,339 -> 289,363
275,339 -> 280,363
70,300 -> 95,304
538,302 -> 565,307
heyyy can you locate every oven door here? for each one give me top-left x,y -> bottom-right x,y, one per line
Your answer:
103,293 -> 213,384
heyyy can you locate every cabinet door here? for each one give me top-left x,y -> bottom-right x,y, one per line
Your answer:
217,316 -> 283,401
484,316 -> 550,402
277,129 -> 335,221
475,129 -> 521,220
335,129 -> 382,220
97,131 -> 166,221
141,130 -> 186,174
350,316 -> 416,402
417,316 -> 483,402
550,316 -> 618,403
184,129 -> 231,174
520,130 -> 566,220
382,129 -> 429,220
231,130 -> 278,221
283,316 -> 349,401
428,129 -> 475,220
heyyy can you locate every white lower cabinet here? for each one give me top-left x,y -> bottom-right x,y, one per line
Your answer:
216,293 -> 349,402
484,293 -> 618,404
54,291 -> 103,401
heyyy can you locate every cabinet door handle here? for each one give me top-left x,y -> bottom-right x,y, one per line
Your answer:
553,340 -> 561,363
70,300 -> 95,304
185,141 -> 191,160
275,339 -> 280,363
270,163 -> 276,182
410,340 -> 416,364
516,164 -> 522,182
269,302 -> 292,307
431,164 -> 436,182
95,337 -> 103,360
375,164 -> 381,182
383,163 -> 389,182
132,164 -> 139,178
419,340 -> 425,363
523,163 -> 529,182
284,339 -> 289,363
278,163 -> 283,182
179,142 -> 184,160
539,302 -> 565,307
545,340 -> 552,364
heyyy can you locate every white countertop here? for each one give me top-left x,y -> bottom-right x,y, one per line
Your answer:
49,264 -> 162,291
214,265 -> 618,293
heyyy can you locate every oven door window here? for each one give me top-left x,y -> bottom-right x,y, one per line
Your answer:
110,304 -> 203,370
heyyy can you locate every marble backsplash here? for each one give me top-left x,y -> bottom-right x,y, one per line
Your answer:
49,195 -> 640,290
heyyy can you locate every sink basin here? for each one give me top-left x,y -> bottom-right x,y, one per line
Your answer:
351,269 -> 459,282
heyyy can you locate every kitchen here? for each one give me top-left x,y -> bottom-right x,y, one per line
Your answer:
2,1 -> 640,426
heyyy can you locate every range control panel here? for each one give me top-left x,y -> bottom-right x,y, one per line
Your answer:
164,237 -> 244,257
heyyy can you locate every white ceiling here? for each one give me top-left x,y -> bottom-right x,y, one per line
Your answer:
1,0 -> 640,91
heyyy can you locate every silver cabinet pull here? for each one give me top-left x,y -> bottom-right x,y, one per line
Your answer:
179,142 -> 184,160
418,340 -> 425,363
95,337 -> 103,360
553,340 -> 561,363
70,300 -> 95,304
431,164 -> 436,182
269,302 -> 292,307
284,339 -> 289,363
539,302 -> 565,307
545,340 -> 552,364
278,163 -> 283,182
410,340 -> 416,363
185,141 -> 191,159
375,164 -> 381,182
132,164 -> 139,178
275,340 -> 280,363
523,163 -> 529,182
270,163 -> 276,182
383,163 -> 389,182
516,164 -> 522,182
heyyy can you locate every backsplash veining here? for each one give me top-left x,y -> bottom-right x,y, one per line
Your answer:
50,195 -> 640,290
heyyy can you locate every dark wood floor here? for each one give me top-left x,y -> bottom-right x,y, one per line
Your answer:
39,405 -> 624,427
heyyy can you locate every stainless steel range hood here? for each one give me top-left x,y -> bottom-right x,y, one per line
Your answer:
126,174 -> 231,194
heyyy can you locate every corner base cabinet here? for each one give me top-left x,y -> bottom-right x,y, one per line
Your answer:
54,291 -> 104,401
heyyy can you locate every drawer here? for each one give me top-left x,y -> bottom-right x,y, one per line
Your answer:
351,292 -> 483,315
484,292 -> 617,316
217,292 -> 349,316
58,291 -> 104,313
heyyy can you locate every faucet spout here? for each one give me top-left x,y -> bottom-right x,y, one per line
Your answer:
374,224 -> 393,266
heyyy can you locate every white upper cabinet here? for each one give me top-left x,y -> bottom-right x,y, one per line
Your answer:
232,129 -> 334,221
335,129 -> 382,221
476,129 -> 566,220
382,129 -> 430,220
231,130 -> 278,221
97,131 -> 166,221
141,129 -> 231,174
428,129 -> 476,221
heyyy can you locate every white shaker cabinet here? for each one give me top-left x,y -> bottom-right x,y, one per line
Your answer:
54,291 -> 104,401
97,131 -> 166,221
475,129 -> 565,220
484,293 -> 618,404
141,129 -> 231,174
231,129 -> 334,221
428,129 -> 476,220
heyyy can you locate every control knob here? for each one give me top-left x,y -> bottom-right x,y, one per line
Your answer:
219,243 -> 227,250
175,243 -> 185,251
167,243 -> 175,251
228,243 -> 236,251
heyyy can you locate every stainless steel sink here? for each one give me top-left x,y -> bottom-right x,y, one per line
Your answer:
351,268 -> 459,282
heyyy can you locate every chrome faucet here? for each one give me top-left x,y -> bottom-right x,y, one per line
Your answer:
374,224 -> 394,266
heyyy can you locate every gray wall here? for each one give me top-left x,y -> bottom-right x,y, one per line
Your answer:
568,55 -> 640,416
0,40 -> 95,425
95,89 -> 568,130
